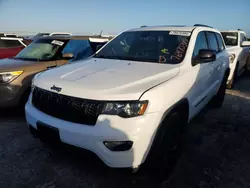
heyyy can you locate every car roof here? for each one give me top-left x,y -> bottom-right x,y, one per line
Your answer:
129,26 -> 196,32
127,24 -> 217,32
220,30 -> 246,34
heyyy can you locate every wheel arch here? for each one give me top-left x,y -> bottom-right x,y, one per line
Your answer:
160,98 -> 189,124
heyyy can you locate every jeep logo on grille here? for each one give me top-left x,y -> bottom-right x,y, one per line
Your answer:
50,85 -> 62,92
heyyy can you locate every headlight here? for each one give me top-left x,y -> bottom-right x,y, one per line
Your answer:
0,71 -> 23,83
229,54 -> 236,64
102,101 -> 148,118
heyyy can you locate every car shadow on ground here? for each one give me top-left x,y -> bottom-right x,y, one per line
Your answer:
164,79 -> 250,187
1,72 -> 250,188
0,106 -> 25,119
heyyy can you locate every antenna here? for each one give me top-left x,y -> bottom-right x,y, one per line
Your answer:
100,30 -> 103,36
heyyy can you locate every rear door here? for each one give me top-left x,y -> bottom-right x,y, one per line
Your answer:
239,33 -> 249,71
206,32 -> 222,94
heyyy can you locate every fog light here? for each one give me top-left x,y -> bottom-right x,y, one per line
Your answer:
103,141 -> 133,151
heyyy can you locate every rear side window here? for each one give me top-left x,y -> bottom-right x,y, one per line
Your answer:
215,33 -> 225,52
0,40 -> 5,48
192,31 -> 209,58
0,39 -> 22,48
62,39 -> 93,61
206,32 -> 219,53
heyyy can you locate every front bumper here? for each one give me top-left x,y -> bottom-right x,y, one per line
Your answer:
25,97 -> 161,168
0,84 -> 22,108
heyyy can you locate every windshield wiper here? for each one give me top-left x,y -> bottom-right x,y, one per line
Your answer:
14,57 -> 40,61
94,55 -> 127,60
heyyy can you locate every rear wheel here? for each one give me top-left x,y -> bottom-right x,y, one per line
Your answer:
142,110 -> 187,178
210,73 -> 228,108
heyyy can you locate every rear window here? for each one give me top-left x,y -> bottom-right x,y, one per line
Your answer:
221,32 -> 238,46
94,30 -> 191,64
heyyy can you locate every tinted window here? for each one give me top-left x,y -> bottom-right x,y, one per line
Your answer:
0,40 -> 5,48
221,32 -> 238,46
0,39 -> 22,48
62,39 -> 94,61
240,33 -> 247,44
94,31 -> 191,64
215,33 -> 225,52
206,32 -> 219,52
193,32 -> 208,58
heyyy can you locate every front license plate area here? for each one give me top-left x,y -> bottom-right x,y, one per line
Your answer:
37,122 -> 61,145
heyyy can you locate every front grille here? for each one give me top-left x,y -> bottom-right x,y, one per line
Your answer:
32,87 -> 104,125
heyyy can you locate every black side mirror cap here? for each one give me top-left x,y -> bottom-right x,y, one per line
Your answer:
192,49 -> 216,66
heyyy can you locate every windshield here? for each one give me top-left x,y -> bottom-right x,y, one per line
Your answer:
15,38 -> 99,62
15,39 -> 67,61
221,32 -> 238,46
94,31 -> 191,64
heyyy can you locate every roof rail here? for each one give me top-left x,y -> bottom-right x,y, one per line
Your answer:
140,25 -> 186,28
194,24 -> 213,28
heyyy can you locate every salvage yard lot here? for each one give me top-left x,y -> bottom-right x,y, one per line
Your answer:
1,72 -> 250,188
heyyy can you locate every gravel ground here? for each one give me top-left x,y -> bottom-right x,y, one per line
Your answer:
1,72 -> 250,188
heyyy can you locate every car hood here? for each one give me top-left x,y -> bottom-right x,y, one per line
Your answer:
226,46 -> 241,54
0,58 -> 35,71
34,58 -> 180,100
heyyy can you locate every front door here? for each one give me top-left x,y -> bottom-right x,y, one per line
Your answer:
189,31 -> 214,118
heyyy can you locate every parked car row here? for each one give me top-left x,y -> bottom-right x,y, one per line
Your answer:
1,25 -> 250,176
0,35 -> 111,108
0,36 -> 32,59
221,29 -> 250,88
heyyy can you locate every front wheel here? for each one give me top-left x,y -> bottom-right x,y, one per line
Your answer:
142,111 -> 186,178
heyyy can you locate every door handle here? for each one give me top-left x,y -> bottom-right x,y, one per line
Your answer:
47,65 -> 57,69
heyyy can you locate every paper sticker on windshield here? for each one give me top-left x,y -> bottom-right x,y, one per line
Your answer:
51,40 -> 64,46
226,36 -> 237,39
169,31 -> 191,36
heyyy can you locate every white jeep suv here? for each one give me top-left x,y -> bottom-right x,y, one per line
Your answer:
221,30 -> 250,88
25,25 -> 230,172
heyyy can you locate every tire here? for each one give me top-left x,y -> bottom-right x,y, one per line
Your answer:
227,62 -> 239,89
142,110 -> 187,178
210,72 -> 228,108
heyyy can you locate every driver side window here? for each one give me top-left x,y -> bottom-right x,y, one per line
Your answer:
192,32 -> 209,58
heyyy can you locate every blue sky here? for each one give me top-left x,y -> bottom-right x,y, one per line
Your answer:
0,0 -> 249,36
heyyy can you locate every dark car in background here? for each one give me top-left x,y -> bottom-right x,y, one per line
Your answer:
0,35 -> 111,108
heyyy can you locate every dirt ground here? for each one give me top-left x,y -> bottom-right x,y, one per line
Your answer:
1,72 -> 250,188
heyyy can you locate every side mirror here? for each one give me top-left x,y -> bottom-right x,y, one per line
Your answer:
193,49 -> 216,65
241,41 -> 250,47
62,53 -> 74,60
